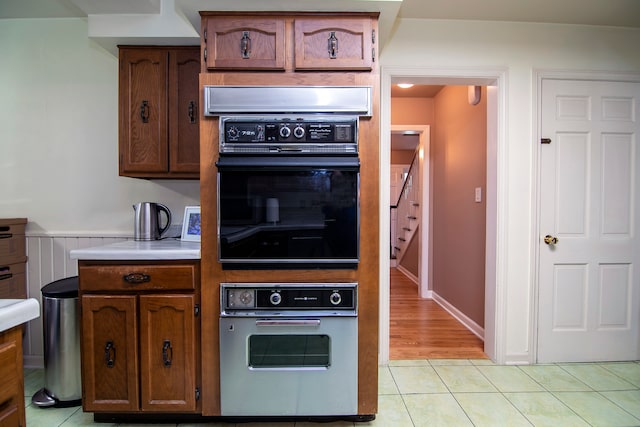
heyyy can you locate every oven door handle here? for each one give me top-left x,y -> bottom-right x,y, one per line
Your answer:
255,319 -> 321,327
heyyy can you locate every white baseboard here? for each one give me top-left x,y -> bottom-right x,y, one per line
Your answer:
431,291 -> 485,341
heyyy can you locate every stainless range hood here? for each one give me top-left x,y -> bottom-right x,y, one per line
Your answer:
204,85 -> 372,116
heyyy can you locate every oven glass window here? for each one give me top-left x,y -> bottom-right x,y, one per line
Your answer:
218,169 -> 359,264
248,335 -> 330,368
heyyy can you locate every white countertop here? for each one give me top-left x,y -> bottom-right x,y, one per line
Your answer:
69,239 -> 201,260
0,298 -> 40,333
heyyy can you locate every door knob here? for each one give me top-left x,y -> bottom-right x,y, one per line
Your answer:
544,235 -> 559,245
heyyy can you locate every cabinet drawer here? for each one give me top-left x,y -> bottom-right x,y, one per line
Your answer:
79,263 -> 197,292
0,263 -> 26,299
0,222 -> 26,265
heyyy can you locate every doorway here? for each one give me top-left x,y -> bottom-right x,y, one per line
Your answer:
380,67 -> 505,364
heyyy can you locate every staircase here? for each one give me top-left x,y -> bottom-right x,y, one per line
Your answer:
391,153 -> 420,265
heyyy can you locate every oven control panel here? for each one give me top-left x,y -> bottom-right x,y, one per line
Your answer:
219,116 -> 358,154
221,283 -> 357,313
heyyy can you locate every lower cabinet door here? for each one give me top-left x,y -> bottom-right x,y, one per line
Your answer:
82,295 -> 139,412
139,294 -> 197,412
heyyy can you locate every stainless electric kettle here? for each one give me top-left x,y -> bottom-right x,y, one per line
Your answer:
133,202 -> 172,240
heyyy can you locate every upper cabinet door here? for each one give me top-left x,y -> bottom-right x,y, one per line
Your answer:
119,49 -> 168,174
294,17 -> 373,70
204,17 -> 286,70
169,49 -> 200,173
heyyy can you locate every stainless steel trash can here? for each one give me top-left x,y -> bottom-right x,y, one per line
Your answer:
32,276 -> 82,407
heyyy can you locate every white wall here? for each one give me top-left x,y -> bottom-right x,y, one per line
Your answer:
0,18 -> 200,237
380,19 -> 640,363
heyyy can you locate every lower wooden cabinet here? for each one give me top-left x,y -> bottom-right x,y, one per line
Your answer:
0,326 -> 26,427
79,261 -> 200,414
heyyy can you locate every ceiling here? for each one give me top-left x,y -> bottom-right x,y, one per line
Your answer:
1,0 -> 639,29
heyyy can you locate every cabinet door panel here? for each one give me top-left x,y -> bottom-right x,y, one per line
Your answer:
294,17 -> 373,70
82,295 -> 139,412
169,48 -> 200,174
204,17 -> 285,69
119,49 -> 168,174
140,294 -> 196,412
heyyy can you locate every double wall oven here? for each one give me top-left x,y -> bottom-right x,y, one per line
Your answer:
205,85 -> 370,417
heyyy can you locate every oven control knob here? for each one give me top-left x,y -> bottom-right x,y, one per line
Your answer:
279,125 -> 291,139
227,126 -> 239,139
329,292 -> 342,305
269,292 -> 282,306
293,125 -> 305,139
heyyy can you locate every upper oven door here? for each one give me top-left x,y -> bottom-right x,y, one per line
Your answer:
216,156 -> 360,268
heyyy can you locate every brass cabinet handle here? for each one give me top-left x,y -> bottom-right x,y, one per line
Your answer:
544,235 -> 559,245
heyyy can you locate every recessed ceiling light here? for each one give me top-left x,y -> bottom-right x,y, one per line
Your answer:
397,83 -> 414,89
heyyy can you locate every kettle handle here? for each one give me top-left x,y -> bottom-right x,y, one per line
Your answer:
155,203 -> 172,236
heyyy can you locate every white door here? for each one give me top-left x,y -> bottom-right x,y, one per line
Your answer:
538,79 -> 640,363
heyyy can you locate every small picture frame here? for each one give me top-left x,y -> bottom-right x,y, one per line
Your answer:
181,206 -> 201,242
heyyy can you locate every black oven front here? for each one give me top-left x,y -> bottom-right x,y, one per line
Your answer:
216,155 -> 359,268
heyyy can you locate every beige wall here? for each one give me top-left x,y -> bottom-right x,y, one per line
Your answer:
432,86 -> 487,327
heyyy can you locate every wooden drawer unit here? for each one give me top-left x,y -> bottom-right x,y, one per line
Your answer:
203,16 -> 286,70
0,218 -> 27,300
0,262 -> 26,299
0,219 -> 26,264
79,262 -> 197,292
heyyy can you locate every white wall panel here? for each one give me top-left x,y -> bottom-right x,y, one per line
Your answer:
23,235 -> 129,368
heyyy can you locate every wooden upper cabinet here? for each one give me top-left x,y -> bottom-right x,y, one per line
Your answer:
119,46 -> 200,179
203,17 -> 286,70
294,17 -> 374,71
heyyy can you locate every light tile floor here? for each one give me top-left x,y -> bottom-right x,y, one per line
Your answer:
24,359 -> 640,427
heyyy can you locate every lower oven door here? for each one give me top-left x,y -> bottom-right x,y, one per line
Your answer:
219,316 -> 358,416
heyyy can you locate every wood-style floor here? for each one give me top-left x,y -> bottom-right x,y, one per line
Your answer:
389,267 -> 487,360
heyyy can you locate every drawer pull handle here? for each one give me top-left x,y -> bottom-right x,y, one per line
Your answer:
162,340 -> 173,367
0,233 -> 12,239
104,341 -> 115,368
0,266 -> 11,281
123,273 -> 150,284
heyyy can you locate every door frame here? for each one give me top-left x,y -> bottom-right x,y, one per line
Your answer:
391,124 -> 430,298
380,66 -> 506,364
532,70 -> 640,362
